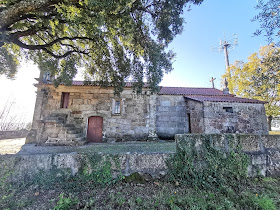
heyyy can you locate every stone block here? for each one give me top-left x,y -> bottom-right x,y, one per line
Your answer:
267,149 -> 280,177
80,105 -> 94,111
261,135 -> 280,149
238,135 -> 260,152
160,101 -> 171,107
72,99 -> 84,105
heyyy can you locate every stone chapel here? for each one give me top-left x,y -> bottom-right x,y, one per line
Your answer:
27,77 -> 269,145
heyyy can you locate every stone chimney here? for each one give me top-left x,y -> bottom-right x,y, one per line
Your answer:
223,78 -> 230,95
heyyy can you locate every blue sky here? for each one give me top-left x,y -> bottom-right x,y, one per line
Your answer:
162,0 -> 267,88
0,0 -> 270,123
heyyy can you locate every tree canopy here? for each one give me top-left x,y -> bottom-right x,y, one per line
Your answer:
223,44 -> 280,130
254,0 -> 280,44
0,0 -> 203,93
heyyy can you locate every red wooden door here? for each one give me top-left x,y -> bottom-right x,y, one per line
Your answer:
87,116 -> 103,142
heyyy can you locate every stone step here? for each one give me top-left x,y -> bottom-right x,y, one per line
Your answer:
44,119 -> 64,124
74,139 -> 87,146
49,113 -> 68,118
67,133 -> 82,138
45,117 -> 66,123
57,134 -> 83,139
63,124 -> 76,128
66,129 -> 81,134
73,137 -> 87,145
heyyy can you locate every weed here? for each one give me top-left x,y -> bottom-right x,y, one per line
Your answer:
53,193 -> 78,210
135,197 -> 143,205
79,153 -> 123,187
255,196 -> 276,210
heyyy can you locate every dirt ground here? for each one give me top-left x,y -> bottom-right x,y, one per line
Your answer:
0,138 -> 26,155
0,138 -> 176,155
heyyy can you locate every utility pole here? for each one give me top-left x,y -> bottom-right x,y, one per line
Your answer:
218,34 -> 238,73
221,40 -> 230,69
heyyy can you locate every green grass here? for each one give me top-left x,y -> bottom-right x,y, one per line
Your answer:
0,141 -> 279,210
0,173 -> 279,210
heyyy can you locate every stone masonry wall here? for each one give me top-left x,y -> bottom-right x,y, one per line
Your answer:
156,95 -> 188,139
37,85 -> 152,143
176,134 -> 280,177
0,130 -> 28,140
203,102 -> 268,135
0,152 -> 170,182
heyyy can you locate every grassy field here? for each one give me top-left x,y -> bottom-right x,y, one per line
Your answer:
0,174 -> 279,210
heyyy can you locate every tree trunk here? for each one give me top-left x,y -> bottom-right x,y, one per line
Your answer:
268,115 -> 273,131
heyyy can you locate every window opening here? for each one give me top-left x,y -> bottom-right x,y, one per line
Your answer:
115,100 -> 121,114
223,107 -> 233,113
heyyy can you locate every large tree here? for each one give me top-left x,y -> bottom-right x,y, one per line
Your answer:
223,44 -> 280,131
254,0 -> 280,43
0,0 -> 203,93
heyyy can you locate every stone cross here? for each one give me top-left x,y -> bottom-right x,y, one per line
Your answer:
210,77 -> 216,88
224,77 -> 228,88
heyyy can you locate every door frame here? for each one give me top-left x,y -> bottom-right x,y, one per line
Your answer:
86,116 -> 104,143
84,114 -> 105,142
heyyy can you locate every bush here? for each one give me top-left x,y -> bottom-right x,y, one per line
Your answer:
166,141 -> 249,190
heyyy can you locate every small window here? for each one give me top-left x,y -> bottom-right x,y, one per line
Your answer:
223,107 -> 233,113
115,100 -> 121,114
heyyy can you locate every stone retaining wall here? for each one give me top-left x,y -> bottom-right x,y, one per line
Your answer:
1,134 -> 280,183
0,130 -> 28,140
0,152 -> 170,182
175,134 -> 280,177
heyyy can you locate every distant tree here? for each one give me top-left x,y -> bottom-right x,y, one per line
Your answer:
0,99 -> 29,131
223,44 -> 280,131
254,0 -> 280,43
0,0 -> 203,93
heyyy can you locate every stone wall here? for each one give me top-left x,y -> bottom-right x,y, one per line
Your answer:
0,129 -> 28,140
156,95 -> 189,139
272,117 -> 280,130
203,102 -> 268,135
0,152 -> 170,181
35,85 -> 152,143
176,134 -> 280,177
2,134 -> 280,183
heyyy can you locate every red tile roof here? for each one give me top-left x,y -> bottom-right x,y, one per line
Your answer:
185,96 -> 266,104
158,86 -> 231,96
40,80 -> 266,104
71,81 -> 150,87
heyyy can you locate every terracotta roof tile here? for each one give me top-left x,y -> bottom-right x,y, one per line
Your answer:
39,80 -> 266,104
71,81 -> 149,87
185,96 -> 266,104
158,86 -> 231,96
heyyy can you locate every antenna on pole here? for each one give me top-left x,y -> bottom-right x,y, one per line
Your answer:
218,34 -> 238,70
212,34 -> 238,71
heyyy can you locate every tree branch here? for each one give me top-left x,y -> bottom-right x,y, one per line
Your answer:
0,0 -> 79,30
11,36 -> 90,58
10,35 -> 96,49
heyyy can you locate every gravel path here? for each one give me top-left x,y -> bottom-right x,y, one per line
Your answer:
0,138 -> 176,155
